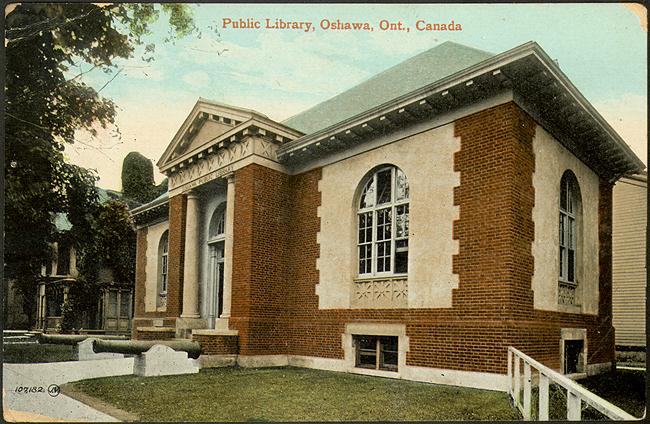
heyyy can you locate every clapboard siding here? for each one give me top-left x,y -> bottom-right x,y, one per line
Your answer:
611,174 -> 647,347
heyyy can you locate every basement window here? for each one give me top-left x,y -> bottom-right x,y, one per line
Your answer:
353,335 -> 398,371
564,339 -> 585,374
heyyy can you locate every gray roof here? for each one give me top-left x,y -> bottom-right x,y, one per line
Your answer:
96,187 -> 122,204
130,190 -> 169,215
283,41 -> 494,135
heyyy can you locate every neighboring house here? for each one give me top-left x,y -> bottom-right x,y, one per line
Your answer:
3,281 -> 30,329
36,188 -> 135,334
131,41 -> 644,391
612,172 -> 647,349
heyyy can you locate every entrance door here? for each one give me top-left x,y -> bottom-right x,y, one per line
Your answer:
208,242 -> 224,328
103,289 -> 132,333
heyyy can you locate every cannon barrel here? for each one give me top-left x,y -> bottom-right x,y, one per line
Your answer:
92,339 -> 202,359
38,334 -> 128,345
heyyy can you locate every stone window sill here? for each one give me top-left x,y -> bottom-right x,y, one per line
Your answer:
354,274 -> 408,283
558,303 -> 582,314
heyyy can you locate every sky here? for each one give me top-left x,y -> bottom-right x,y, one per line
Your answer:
65,3 -> 648,190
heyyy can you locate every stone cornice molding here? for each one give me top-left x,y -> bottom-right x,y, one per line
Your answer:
277,41 -> 644,181
160,117 -> 303,176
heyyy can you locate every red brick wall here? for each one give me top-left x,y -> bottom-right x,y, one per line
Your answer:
134,228 -> 148,317
141,103 -> 614,375
135,328 -> 175,341
452,102 -> 536,318
230,101 -> 613,375
193,334 -> 239,355
166,194 -> 186,318
230,164 -> 292,355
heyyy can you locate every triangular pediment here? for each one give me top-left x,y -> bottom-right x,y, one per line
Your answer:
158,98 -> 268,169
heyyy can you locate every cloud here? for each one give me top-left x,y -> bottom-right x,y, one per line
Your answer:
182,70 -> 211,88
186,31 -> 373,99
593,93 -> 647,165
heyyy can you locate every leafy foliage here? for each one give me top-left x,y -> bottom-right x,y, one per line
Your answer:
4,3 -> 194,326
59,298 -> 76,333
155,178 -> 169,197
121,151 -> 157,204
79,200 -> 137,287
70,199 -> 135,332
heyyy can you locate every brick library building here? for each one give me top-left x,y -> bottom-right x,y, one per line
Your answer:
130,41 -> 644,391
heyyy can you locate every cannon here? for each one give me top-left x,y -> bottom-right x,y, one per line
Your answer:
92,339 -> 202,359
37,333 -> 128,345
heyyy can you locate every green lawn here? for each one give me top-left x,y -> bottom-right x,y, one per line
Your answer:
67,367 -> 521,421
3,343 -> 76,363
526,369 -> 645,420
579,369 -> 646,419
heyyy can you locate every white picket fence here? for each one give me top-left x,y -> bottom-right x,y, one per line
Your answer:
507,347 -> 639,421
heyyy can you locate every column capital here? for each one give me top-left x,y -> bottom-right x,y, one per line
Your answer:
224,172 -> 235,184
186,191 -> 200,201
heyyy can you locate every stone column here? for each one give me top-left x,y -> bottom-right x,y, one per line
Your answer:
181,192 -> 200,318
219,173 -> 236,324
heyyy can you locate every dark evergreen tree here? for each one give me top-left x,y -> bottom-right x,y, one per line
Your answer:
121,152 -> 157,204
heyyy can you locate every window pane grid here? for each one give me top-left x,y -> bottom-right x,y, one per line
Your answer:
558,173 -> 579,305
161,254 -> 168,293
375,207 -> 392,273
357,166 -> 409,277
358,212 -> 373,274
353,335 -> 398,371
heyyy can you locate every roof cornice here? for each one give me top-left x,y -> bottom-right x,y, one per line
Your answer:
526,44 -> 645,174
278,41 -> 645,179
278,42 -> 538,157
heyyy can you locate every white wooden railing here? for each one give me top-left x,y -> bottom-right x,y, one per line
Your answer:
507,347 -> 639,421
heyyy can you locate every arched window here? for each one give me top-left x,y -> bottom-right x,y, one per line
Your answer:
208,204 -> 226,242
207,204 -> 226,324
158,230 -> 169,307
558,171 -> 581,305
357,166 -> 409,276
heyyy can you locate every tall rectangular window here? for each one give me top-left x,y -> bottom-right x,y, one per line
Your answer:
558,171 -> 580,306
158,230 -> 170,308
357,166 -> 409,277
57,242 -> 70,275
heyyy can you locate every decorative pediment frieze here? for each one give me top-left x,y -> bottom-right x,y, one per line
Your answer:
158,98 -> 275,170
155,98 -> 303,195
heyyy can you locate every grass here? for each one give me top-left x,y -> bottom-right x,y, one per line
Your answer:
523,369 -> 645,420
580,369 -> 646,418
2,343 -> 76,363
68,366 -> 521,421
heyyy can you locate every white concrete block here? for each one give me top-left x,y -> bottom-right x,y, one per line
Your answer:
74,338 -> 125,361
134,344 -> 199,377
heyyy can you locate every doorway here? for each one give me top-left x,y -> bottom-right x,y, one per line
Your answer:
208,241 -> 224,327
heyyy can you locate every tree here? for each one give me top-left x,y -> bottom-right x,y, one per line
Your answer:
4,3 -> 195,325
121,151 -> 157,204
71,199 -> 136,331
155,178 -> 169,197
